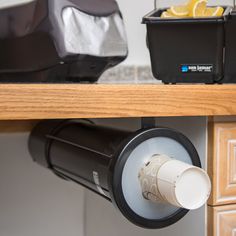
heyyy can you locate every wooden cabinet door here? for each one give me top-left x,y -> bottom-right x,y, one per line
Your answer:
208,122 -> 236,206
208,205 -> 236,236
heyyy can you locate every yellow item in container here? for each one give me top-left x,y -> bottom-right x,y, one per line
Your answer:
160,0 -> 224,19
188,0 -> 208,17
204,6 -> 224,17
168,5 -> 189,17
160,11 -> 175,18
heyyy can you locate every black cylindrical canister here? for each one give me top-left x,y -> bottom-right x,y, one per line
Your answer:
28,119 -> 210,229
29,119 -> 131,199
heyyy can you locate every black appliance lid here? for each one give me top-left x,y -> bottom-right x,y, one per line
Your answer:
68,0 -> 120,16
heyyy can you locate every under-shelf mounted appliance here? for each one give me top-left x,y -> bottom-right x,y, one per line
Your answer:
0,0 -> 128,83
28,119 -> 211,229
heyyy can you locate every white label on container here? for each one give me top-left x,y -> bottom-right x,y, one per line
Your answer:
181,64 -> 213,73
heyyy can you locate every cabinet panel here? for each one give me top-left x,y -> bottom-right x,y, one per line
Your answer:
208,123 -> 236,206
208,205 -> 236,236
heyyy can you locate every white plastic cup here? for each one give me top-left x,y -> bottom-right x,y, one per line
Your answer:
157,160 -> 211,209
139,155 -> 211,210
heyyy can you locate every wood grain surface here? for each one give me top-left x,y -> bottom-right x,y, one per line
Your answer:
0,121 -> 37,132
208,205 -> 236,236
0,84 -> 236,120
208,122 -> 236,206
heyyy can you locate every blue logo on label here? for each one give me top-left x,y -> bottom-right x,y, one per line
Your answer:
181,65 -> 189,73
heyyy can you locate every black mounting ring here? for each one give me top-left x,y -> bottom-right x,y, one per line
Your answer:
109,127 -> 201,229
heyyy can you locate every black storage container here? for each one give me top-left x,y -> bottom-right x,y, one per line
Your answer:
224,7 -> 236,83
143,8 -> 230,84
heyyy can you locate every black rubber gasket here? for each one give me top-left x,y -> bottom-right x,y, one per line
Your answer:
108,127 -> 201,229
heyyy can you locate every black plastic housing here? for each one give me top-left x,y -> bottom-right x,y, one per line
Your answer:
29,120 -> 131,199
0,0 -> 127,83
224,8 -> 236,83
143,8 -> 227,84
28,119 -> 202,229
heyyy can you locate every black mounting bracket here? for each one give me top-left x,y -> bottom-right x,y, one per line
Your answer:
141,117 -> 156,129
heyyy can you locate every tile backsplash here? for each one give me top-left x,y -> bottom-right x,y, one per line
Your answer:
99,65 -> 159,84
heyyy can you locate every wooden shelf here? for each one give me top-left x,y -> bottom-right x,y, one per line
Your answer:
0,84 -> 236,120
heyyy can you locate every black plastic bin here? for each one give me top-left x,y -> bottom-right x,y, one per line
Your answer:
143,8 -> 230,84
224,7 -> 236,83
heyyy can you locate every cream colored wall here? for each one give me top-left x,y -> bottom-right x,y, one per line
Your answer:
0,133 -> 85,236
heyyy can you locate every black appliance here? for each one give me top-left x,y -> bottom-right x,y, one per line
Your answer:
28,119 -> 211,229
0,0 -> 128,83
